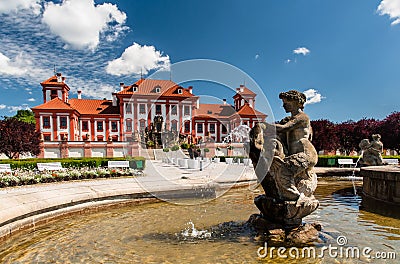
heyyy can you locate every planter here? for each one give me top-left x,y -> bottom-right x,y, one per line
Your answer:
178,159 -> 188,168
243,158 -> 250,166
188,159 -> 199,169
225,158 -> 233,164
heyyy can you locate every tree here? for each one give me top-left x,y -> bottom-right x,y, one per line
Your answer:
13,110 -> 36,124
334,121 -> 356,155
0,118 -> 41,159
352,118 -> 381,147
380,112 -> 400,153
311,119 -> 338,152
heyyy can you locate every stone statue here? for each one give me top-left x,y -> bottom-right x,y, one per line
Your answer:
248,90 -> 320,243
359,134 -> 384,166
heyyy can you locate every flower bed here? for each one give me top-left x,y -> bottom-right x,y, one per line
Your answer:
0,167 -> 143,188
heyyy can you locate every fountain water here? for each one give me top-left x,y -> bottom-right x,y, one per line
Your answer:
222,124 -> 251,144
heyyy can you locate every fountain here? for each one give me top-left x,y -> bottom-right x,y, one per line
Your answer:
222,124 -> 251,144
247,90 -> 321,244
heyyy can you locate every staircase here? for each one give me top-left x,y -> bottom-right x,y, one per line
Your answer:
141,149 -> 155,160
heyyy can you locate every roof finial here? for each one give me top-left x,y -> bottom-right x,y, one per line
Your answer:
140,68 -> 143,79
53,65 -> 56,75
169,69 -> 172,81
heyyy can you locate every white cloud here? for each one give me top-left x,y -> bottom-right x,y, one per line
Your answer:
0,51 -> 49,80
0,0 -> 41,15
377,0 -> 400,25
106,42 -> 170,76
293,47 -> 310,56
285,59 -> 292,64
75,83 -> 114,100
0,104 -> 6,110
304,89 -> 324,105
0,52 -> 27,75
7,105 -> 30,112
255,54 -> 260,60
42,0 -> 127,50
28,98 -> 36,102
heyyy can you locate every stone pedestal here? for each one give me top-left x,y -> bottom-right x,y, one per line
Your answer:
130,142 -> 140,157
248,214 -> 321,245
106,143 -> 114,158
204,142 -> 216,157
84,142 -> 91,157
60,141 -> 69,158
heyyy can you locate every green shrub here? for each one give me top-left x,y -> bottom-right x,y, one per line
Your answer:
171,145 -> 180,151
0,157 -> 146,170
180,143 -> 189,149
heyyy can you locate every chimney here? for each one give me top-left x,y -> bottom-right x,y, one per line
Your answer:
188,86 -> 193,94
112,94 -> 117,106
120,82 -> 124,91
236,87 -> 240,93
223,99 -> 227,105
56,73 -> 62,83
77,90 -> 82,99
240,84 -> 244,93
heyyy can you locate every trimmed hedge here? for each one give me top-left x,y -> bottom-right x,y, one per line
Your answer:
0,157 -> 146,170
317,155 -> 400,167
214,155 -> 399,167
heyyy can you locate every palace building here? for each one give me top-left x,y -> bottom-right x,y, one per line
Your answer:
31,73 -> 266,158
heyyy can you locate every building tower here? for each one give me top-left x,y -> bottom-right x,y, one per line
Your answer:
40,72 -> 70,103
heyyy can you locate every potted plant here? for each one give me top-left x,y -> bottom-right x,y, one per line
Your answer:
227,145 -> 234,156
163,148 -> 170,163
146,140 -> 155,149
203,148 -> 210,158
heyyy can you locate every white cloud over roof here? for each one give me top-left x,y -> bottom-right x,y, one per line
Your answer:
304,89 -> 324,105
42,0 -> 127,50
377,0 -> 400,25
0,0 -> 41,15
106,42 -> 170,76
293,47 -> 310,56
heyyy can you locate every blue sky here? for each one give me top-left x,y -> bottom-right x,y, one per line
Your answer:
0,0 -> 399,122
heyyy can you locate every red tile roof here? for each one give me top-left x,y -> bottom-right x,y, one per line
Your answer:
195,104 -> 236,119
236,103 -> 267,117
31,97 -> 75,111
233,86 -> 256,99
40,74 -> 69,89
69,99 -> 120,115
32,98 -> 119,115
118,78 -> 194,97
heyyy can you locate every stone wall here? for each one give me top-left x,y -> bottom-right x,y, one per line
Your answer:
38,141 -> 140,159
361,166 -> 400,205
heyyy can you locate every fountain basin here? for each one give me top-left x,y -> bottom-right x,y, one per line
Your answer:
361,165 -> 400,206
0,179 -> 398,263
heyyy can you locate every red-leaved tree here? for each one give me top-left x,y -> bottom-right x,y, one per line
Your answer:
0,118 -> 41,159
379,112 -> 400,153
311,119 -> 339,152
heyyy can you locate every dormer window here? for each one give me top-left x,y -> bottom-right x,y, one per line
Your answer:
155,86 -> 161,93
177,89 -> 183,94
133,87 -> 137,92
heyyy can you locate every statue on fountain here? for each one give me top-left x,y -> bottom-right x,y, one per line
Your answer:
248,90 -> 320,244
359,134 -> 384,166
